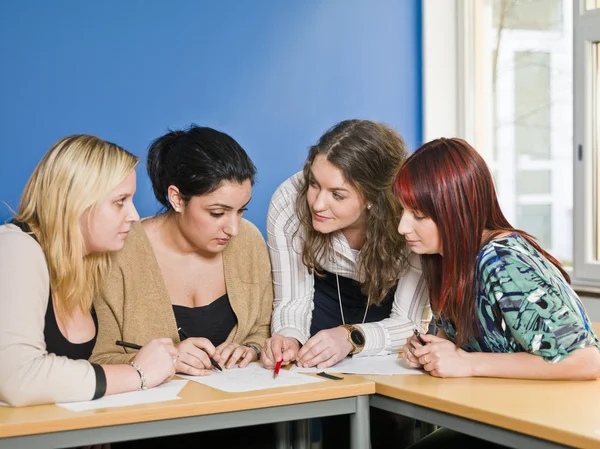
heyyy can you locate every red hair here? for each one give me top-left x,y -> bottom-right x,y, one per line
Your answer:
395,138 -> 569,344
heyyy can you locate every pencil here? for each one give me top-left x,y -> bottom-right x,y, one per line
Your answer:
273,360 -> 282,379
177,327 -> 223,372
116,340 -> 142,350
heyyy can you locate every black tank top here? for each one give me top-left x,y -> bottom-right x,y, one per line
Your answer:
11,219 -> 98,360
172,293 -> 237,346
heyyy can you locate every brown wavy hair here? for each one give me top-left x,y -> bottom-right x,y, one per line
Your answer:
296,119 -> 409,305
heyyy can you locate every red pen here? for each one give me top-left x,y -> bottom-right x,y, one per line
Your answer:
273,360 -> 282,379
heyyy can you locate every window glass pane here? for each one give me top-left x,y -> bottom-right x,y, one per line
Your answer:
514,52 -> 551,160
517,204 -> 552,249
586,0 -> 600,11
490,0 -> 572,265
493,0 -> 562,31
517,170 -> 551,194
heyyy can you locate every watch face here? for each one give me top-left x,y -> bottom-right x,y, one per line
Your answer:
350,329 -> 365,346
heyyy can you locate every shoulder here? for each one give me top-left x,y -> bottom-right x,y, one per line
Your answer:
225,219 -> 271,281
229,219 -> 267,255
238,218 -> 265,242
268,172 -> 304,235
476,234 -> 561,294
478,234 -> 532,273
0,224 -> 47,269
0,224 -> 49,306
269,172 -> 303,211
110,221 -> 152,264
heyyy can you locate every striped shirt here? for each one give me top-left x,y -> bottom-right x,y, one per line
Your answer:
267,172 -> 432,356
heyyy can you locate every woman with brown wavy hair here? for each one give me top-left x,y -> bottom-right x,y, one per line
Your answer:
262,119 -> 431,448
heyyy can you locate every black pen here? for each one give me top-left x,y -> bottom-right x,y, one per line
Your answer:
177,327 -> 223,372
116,340 -> 142,350
413,329 -> 427,346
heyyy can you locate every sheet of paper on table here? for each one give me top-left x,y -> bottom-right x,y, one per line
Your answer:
290,354 -> 424,375
57,379 -> 188,412
179,362 -> 325,393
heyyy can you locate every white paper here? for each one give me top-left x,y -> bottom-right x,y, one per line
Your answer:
290,354 -> 424,375
57,379 -> 188,412
179,363 -> 325,392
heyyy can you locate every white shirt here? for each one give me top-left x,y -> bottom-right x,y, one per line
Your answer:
267,172 -> 432,356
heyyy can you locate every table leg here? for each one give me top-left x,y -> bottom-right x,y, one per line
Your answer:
350,395 -> 370,449
275,421 -> 291,449
292,419 -> 311,449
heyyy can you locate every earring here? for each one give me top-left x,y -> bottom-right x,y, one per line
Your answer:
174,207 -> 181,213
367,204 -> 372,210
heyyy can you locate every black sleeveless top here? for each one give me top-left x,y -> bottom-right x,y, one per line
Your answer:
10,219 -> 106,398
172,293 -> 237,345
310,270 -> 395,336
43,294 -> 98,360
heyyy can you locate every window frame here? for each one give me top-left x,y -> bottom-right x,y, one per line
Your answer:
573,2 -> 600,286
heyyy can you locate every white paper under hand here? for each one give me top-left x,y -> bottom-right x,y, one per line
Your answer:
57,380 -> 188,412
179,363 -> 325,393
291,354 -> 424,375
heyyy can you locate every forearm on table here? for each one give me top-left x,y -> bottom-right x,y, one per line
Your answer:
103,363 -> 143,395
467,346 -> 600,380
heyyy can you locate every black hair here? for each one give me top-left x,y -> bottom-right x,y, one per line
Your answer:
147,124 -> 257,209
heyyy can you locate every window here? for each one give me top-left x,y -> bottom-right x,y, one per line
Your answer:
423,0 -> 576,277
489,0 -> 573,266
574,2 -> 600,285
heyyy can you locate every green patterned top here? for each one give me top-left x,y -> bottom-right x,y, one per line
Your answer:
435,234 -> 599,362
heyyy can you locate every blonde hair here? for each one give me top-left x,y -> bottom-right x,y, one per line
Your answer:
15,135 -> 138,322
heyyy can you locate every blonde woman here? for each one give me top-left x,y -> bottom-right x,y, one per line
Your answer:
0,135 -> 177,407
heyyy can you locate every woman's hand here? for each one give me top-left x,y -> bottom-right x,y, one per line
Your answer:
411,334 -> 473,378
296,327 -> 353,369
132,338 -> 177,388
214,342 -> 257,369
261,334 -> 300,369
175,337 -> 216,376
401,334 -> 425,369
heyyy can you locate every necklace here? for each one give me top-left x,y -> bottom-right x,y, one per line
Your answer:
335,272 -> 369,325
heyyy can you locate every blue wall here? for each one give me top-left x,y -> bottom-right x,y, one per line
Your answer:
0,0 -> 422,234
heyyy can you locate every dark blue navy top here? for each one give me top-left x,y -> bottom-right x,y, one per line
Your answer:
310,270 -> 395,336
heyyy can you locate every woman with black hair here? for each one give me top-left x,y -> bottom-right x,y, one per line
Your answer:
91,124 -> 275,448
91,124 -> 273,373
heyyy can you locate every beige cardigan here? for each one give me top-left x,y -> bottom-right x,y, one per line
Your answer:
0,224 -> 98,406
90,218 -> 274,365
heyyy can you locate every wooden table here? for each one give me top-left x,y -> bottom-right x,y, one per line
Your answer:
368,374 -> 600,449
0,375 -> 375,449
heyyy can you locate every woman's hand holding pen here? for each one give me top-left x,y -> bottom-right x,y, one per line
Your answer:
175,337 -> 215,376
131,338 -> 178,388
261,334 -> 300,369
409,334 -> 473,378
402,334 -> 427,369
214,342 -> 257,369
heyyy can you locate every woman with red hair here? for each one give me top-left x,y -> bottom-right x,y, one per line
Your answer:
397,137 -> 600,446
397,137 -> 600,378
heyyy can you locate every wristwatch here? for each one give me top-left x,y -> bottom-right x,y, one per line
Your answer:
341,325 -> 366,355
244,342 -> 262,358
